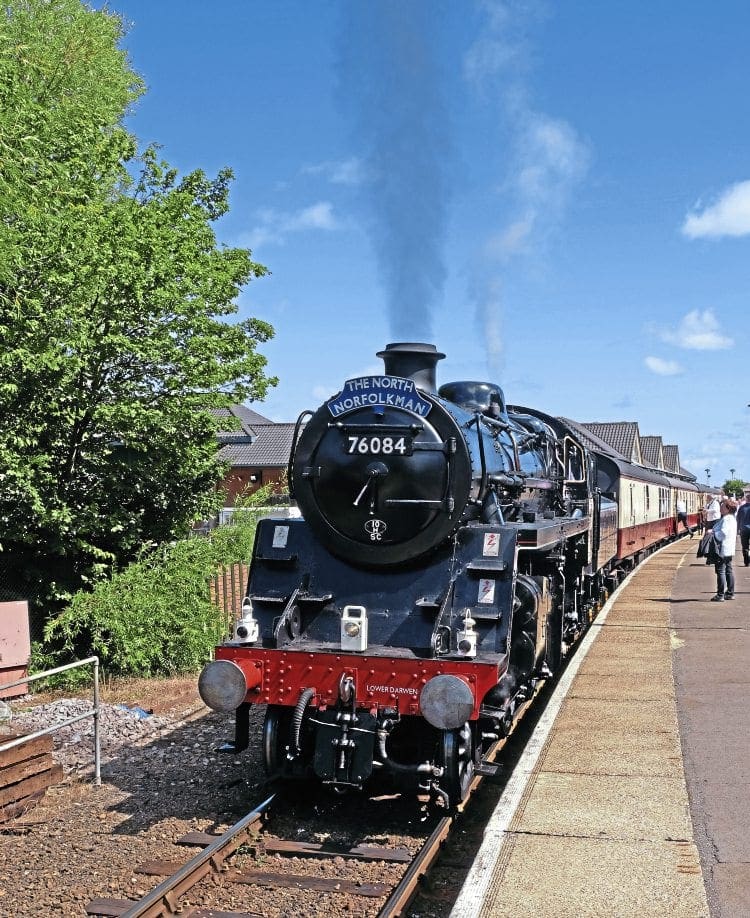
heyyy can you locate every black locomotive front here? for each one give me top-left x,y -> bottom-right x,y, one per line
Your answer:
291,342 -> 530,567
200,342 -> 597,805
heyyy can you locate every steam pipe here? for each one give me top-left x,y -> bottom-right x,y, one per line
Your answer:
376,728 -> 443,777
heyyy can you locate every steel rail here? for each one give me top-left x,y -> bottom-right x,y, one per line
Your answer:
376,683 -> 548,918
118,793 -> 275,918
378,814 -> 453,918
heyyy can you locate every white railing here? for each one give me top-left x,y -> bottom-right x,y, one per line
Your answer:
0,656 -> 101,785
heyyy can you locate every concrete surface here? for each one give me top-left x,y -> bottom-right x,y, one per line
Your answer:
450,538 -> 715,918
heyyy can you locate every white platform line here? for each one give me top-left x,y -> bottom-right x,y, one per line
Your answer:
449,542 -> 675,918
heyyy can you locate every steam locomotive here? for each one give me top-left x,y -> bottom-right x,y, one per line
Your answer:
199,342 -> 701,805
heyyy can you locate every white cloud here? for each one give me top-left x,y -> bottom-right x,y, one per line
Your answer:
462,0 -> 543,87
244,201 -> 340,249
287,202 -> 338,231
644,356 -> 682,376
462,2 -> 590,373
302,158 -> 366,186
682,180 -> 750,239
484,216 -> 534,258
463,6 -> 590,266
493,112 -> 589,260
517,115 -> 590,205
659,309 -> 733,351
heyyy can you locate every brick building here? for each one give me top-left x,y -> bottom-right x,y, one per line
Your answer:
213,406 -> 296,512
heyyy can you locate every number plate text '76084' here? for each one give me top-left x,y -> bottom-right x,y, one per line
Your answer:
342,434 -> 414,456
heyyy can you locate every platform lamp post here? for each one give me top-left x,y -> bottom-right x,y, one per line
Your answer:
705,467 -> 711,485
730,468 -> 736,498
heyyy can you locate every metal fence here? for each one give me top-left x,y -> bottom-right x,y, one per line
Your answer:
0,656 -> 101,785
0,558 -> 46,644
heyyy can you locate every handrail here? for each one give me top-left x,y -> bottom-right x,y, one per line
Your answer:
0,656 -> 101,785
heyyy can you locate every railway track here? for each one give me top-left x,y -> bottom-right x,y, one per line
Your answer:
83,695 -> 545,918
82,567 -> 605,918
85,790 -> 463,917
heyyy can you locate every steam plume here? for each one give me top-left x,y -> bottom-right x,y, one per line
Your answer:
337,1 -> 450,340
465,0 -> 590,378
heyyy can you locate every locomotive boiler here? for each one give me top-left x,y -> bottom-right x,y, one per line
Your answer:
199,342 -> 612,805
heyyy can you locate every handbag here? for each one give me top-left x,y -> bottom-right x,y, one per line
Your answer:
697,531 -> 721,563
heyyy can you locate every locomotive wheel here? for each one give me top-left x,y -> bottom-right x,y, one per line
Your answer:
439,722 -> 475,807
262,704 -> 292,776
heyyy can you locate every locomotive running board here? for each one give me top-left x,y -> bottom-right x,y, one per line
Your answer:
515,515 -> 590,548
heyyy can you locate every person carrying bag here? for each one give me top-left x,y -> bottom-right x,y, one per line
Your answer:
696,529 -> 720,564
709,499 -> 738,602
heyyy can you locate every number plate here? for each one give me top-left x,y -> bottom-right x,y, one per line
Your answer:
343,433 -> 414,456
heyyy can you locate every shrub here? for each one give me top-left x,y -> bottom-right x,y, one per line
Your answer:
38,487 -> 273,680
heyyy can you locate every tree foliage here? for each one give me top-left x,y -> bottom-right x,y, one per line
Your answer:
0,0 -> 276,610
37,488 -> 273,680
722,479 -> 748,499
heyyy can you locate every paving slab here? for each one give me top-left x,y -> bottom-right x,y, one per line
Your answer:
588,625 -> 671,646
451,540 -> 711,918
711,865 -> 750,918
671,538 -> 750,917
512,772 -> 693,840
689,783 -> 750,863
558,696 -> 677,732
567,671 -> 675,701
477,835 -> 707,918
576,651 -> 672,678
541,723 -> 684,777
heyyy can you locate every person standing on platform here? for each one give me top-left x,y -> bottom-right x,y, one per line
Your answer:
737,496 -> 750,567
675,497 -> 694,537
704,493 -> 721,533
711,499 -> 738,602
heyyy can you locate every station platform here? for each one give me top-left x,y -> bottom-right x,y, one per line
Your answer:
450,536 -> 750,918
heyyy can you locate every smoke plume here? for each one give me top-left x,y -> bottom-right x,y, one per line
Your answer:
337,1 -> 450,340
465,0 -> 590,378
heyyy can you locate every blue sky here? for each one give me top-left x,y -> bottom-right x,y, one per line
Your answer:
109,0 -> 749,485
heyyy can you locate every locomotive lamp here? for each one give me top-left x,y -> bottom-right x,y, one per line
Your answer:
233,598 -> 259,644
419,674 -> 475,730
341,605 -> 368,652
456,610 -> 478,657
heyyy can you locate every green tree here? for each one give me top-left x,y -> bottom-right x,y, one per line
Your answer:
0,0 -> 276,611
722,479 -> 748,499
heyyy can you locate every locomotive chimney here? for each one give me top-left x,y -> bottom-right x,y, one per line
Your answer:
376,342 -> 446,393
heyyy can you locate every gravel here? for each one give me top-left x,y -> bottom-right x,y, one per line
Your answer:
9,698 -> 175,772
0,682 -> 432,918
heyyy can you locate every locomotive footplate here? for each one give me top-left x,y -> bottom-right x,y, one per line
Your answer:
309,709 -> 378,786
